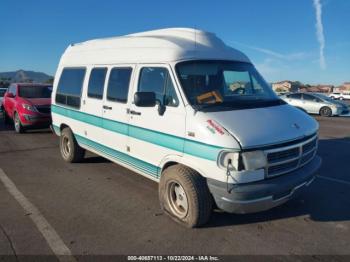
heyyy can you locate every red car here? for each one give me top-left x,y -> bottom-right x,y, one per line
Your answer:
2,83 -> 52,133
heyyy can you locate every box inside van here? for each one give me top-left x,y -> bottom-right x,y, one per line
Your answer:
51,28 -> 321,227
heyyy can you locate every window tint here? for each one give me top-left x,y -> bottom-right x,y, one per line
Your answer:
288,93 -> 302,99
87,68 -> 107,99
107,68 -> 132,103
303,94 -> 316,101
138,67 -> 179,107
56,68 -> 86,108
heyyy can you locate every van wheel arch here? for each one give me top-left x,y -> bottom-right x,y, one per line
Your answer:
60,123 -> 69,132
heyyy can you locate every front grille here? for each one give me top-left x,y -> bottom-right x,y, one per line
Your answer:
36,105 -> 51,114
267,147 -> 299,164
265,134 -> 318,178
302,139 -> 317,154
268,159 -> 299,175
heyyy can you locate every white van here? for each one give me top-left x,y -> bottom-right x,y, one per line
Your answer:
51,28 -> 321,227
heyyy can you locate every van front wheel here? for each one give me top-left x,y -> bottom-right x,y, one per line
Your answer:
159,165 -> 212,228
60,127 -> 85,163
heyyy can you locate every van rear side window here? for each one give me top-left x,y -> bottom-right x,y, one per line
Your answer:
56,68 -> 86,108
107,67 -> 132,103
87,68 -> 107,99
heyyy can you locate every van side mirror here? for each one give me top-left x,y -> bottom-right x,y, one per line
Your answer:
134,92 -> 156,107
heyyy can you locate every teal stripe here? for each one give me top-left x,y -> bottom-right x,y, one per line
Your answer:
129,125 -> 184,152
75,134 -> 160,178
52,104 -> 225,161
184,139 -> 222,161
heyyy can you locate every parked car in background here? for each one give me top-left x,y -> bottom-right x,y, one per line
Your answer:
0,87 -> 7,110
281,92 -> 348,117
329,92 -> 350,100
2,83 -> 52,133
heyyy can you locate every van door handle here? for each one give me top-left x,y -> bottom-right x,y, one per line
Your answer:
103,105 -> 112,110
129,110 -> 141,115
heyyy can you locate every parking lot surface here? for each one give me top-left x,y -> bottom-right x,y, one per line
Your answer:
0,113 -> 349,259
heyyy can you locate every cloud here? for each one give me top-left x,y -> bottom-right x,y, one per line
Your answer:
313,0 -> 326,69
231,41 -> 308,61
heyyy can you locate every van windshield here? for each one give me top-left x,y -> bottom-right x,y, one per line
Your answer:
176,60 -> 284,111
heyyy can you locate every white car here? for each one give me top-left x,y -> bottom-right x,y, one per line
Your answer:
282,92 -> 348,116
329,92 -> 350,100
51,28 -> 321,227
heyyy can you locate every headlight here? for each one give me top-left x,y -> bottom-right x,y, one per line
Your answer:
22,104 -> 36,112
218,150 -> 267,171
217,152 -> 239,170
241,151 -> 267,170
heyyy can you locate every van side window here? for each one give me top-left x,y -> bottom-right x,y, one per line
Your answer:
138,67 -> 179,107
56,68 -> 86,108
87,68 -> 107,99
107,68 -> 132,103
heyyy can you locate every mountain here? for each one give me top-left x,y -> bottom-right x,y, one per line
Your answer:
0,70 -> 53,83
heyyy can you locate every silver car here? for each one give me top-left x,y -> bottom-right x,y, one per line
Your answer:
282,92 -> 349,117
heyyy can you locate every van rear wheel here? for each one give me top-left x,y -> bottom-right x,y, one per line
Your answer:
60,127 -> 85,163
159,165 -> 212,228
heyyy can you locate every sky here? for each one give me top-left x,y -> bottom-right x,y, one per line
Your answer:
0,0 -> 349,85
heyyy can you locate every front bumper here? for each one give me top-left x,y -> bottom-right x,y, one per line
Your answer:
21,113 -> 51,128
207,156 -> 321,214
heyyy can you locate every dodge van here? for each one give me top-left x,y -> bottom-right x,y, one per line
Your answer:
51,28 -> 321,227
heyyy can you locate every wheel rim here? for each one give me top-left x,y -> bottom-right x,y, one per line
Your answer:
14,114 -> 20,131
167,181 -> 189,218
322,107 -> 331,116
61,135 -> 71,158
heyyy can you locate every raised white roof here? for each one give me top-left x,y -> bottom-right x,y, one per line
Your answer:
59,28 -> 251,66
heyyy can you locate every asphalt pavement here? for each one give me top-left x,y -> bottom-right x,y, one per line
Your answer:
0,113 -> 349,260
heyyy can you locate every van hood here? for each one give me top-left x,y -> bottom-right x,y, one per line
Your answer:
205,104 -> 318,149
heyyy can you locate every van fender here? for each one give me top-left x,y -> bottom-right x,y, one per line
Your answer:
159,154 -> 207,179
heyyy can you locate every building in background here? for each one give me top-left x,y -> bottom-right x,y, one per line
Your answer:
272,80 -> 335,93
334,82 -> 350,93
272,81 -> 302,93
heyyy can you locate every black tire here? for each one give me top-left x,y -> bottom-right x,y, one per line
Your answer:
59,127 -> 85,163
13,112 -> 25,133
159,164 -> 212,228
319,106 -> 332,117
